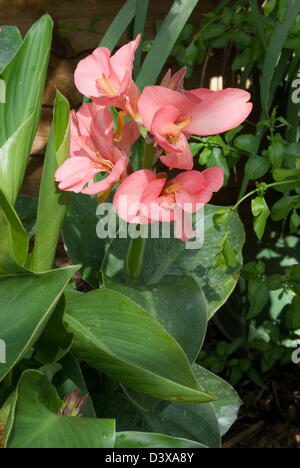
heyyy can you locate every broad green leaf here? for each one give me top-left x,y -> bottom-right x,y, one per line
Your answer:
273,168 -> 298,181
246,278 -> 270,319
0,266 -> 78,382
127,400 -> 221,448
207,147 -> 230,186
234,134 -> 259,153
54,353 -> 96,418
64,288 -> 216,404
15,195 -> 38,237
245,155 -> 271,180
29,91 -> 70,272
264,0 -> 277,16
0,26 -> 22,72
103,275 -> 207,363
137,0 -> 199,88
104,205 -> 245,318
97,381 -> 220,448
0,16 -> 53,204
115,432 -> 207,448
251,196 -> 270,240
285,296 -> 300,329
0,189 -> 29,274
192,364 -> 241,436
6,371 -> 115,448
35,297 -> 73,365
271,196 -> 298,221
100,0 -> 137,50
261,0 -> 300,113
204,24 -> 228,41
63,193 -> 107,287
120,365 -> 240,446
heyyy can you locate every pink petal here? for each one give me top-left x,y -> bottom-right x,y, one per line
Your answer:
173,206 -> 196,242
184,88 -> 215,101
138,86 -> 192,131
110,35 -> 141,85
74,48 -> 112,98
202,167 -> 224,192
71,103 -> 108,155
160,134 -> 194,170
185,88 -> 253,136
151,106 -> 181,135
93,106 -> 114,139
140,176 -> 166,205
175,189 -> 210,213
82,157 -> 128,195
123,79 -> 141,119
174,170 -> 205,193
55,157 -> 96,193
114,169 -> 157,223
115,120 -> 140,155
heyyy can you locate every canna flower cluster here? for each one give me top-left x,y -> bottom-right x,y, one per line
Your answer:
55,35 -> 252,241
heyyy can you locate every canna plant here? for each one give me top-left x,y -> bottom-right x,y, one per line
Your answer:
0,0 -> 258,449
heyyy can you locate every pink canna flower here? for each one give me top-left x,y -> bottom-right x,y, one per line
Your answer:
113,167 -> 224,241
138,86 -> 253,171
74,35 -> 141,114
55,102 -> 138,197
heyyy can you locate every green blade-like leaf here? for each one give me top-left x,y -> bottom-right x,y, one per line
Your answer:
6,371 -> 115,448
64,288 -> 216,404
248,0 -> 267,51
0,266 -> 78,382
29,91 -> 70,272
0,15 -> 53,204
136,0 -> 199,88
100,0 -> 137,49
0,189 -> 29,274
133,0 -> 150,77
115,432 -> 207,448
260,0 -> 300,114
0,26 -> 22,72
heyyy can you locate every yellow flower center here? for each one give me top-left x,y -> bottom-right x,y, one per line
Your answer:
96,74 -> 118,96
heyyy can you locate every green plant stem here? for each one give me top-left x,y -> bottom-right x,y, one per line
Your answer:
233,179 -> 300,210
125,235 -> 147,281
125,141 -> 154,281
142,139 -> 154,170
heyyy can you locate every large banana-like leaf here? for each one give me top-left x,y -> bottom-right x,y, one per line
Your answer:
64,288 -> 216,404
5,371 -> 115,449
0,266 -> 78,382
0,15 -> 53,204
